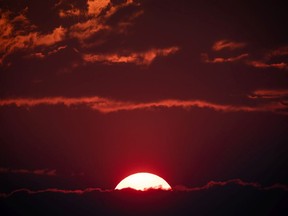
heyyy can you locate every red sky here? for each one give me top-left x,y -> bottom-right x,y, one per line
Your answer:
0,0 -> 288,214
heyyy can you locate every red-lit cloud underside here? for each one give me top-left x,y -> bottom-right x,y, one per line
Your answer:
1,1 -> 288,70
0,93 -> 287,115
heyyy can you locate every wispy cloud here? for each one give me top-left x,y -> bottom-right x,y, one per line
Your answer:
202,39 -> 248,64
174,179 -> 288,192
268,46 -> 288,58
205,40 -> 288,70
69,0 -> 140,42
47,45 -> 67,55
0,167 -> 56,176
201,53 -> 249,63
248,61 -> 288,70
83,47 -> 180,65
248,45 -> 288,70
212,40 -> 246,51
29,52 -> 46,59
0,96 -> 287,114
249,89 -> 288,99
29,45 -> 68,59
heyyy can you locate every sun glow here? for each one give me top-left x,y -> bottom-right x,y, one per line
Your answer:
115,172 -> 172,191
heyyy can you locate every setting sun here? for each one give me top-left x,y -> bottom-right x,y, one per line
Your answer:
115,172 -> 172,191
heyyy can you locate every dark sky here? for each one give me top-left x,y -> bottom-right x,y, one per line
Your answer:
0,0 -> 288,215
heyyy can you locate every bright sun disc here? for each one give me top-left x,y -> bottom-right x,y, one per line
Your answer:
115,172 -> 172,191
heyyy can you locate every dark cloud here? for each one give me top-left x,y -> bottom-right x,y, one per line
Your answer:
1,180 -> 287,216
0,187 -> 108,199
174,179 -> 288,192
0,167 -> 56,176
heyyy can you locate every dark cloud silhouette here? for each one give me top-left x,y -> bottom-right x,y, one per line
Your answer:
174,179 -> 288,192
1,179 -> 287,199
0,187 -> 109,199
0,180 -> 287,215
